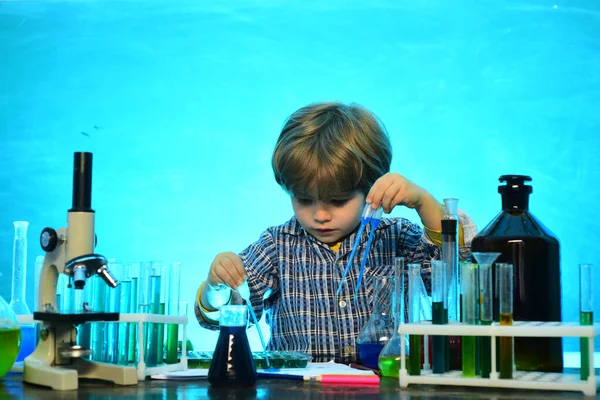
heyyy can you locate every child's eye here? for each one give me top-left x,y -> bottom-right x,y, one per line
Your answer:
330,199 -> 350,206
296,198 -> 313,205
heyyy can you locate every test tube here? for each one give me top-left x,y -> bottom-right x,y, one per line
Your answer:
91,275 -> 107,362
117,278 -> 132,365
165,262 -> 181,364
431,260 -> 446,374
461,263 -> 479,377
145,262 -> 163,367
126,262 -> 140,363
408,263 -> 422,376
472,252 -> 500,378
579,263 -> 593,381
497,263 -> 513,379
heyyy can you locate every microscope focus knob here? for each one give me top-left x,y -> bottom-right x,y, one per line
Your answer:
40,227 -> 58,252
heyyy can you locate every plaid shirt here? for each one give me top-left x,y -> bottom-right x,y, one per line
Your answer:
196,212 -> 476,363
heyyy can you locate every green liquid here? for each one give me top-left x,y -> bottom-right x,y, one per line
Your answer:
432,301 -> 446,374
480,320 -> 492,378
165,324 -> 179,364
0,328 -> 20,378
499,313 -> 513,379
409,335 -> 421,375
580,311 -> 593,380
379,355 -> 410,377
462,336 -> 476,377
156,303 -> 166,364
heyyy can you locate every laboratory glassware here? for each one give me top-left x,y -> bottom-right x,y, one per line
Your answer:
497,263 -> 513,379
471,175 -> 562,372
431,260 -> 447,374
579,263 -> 593,381
208,305 -> 257,387
357,276 -> 394,370
461,262 -> 479,377
379,258 -> 406,377
0,295 -> 20,378
407,263 -> 422,375
471,252 -> 501,378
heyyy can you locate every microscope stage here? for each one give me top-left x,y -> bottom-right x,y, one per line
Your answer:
33,311 -> 120,324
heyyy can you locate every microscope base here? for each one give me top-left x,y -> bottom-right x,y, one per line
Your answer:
23,358 -> 138,390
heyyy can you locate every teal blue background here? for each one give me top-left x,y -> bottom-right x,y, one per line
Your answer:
1,0 -> 599,352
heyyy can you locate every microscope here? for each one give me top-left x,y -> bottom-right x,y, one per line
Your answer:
23,152 -> 138,390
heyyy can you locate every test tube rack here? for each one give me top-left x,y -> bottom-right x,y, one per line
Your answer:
117,313 -> 188,381
14,314 -> 188,381
398,321 -> 599,396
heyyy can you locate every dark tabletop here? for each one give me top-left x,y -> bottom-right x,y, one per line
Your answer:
1,373 -> 598,400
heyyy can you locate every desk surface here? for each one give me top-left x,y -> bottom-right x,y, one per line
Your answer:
1,373 -> 597,399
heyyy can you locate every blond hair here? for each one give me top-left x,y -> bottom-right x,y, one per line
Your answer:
272,102 -> 392,200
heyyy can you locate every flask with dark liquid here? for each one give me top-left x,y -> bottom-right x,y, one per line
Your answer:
471,175 -> 562,372
208,305 -> 257,387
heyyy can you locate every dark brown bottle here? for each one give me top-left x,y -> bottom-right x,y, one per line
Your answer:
471,175 -> 562,372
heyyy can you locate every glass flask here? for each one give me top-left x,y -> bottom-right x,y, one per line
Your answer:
9,221 -> 35,363
471,175 -> 562,372
379,258 -> 406,377
208,305 -> 256,387
0,295 -> 20,378
357,276 -> 395,370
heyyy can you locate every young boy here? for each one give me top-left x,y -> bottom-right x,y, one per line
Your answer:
196,102 -> 476,363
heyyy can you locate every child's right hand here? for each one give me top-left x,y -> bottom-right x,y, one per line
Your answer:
207,252 -> 247,290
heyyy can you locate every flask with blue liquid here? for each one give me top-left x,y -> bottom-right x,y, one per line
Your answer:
208,305 -> 257,387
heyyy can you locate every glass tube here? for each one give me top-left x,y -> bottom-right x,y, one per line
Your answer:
461,263 -> 479,377
145,262 -> 163,367
126,262 -> 140,363
431,260 -> 447,374
165,262 -> 181,364
579,263 -> 593,381
118,279 -> 132,365
408,263 -> 422,376
91,276 -> 107,362
497,263 -> 513,379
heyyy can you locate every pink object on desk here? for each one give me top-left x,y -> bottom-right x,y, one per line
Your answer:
312,374 -> 380,385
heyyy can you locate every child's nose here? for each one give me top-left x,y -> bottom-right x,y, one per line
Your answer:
313,204 -> 332,222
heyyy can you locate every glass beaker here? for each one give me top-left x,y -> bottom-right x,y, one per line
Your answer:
357,275 -> 395,370
0,295 -> 20,378
208,305 -> 256,387
9,221 -> 35,362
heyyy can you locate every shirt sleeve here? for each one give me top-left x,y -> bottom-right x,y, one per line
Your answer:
238,229 -> 280,322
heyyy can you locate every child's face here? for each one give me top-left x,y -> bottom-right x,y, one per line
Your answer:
291,190 -> 365,245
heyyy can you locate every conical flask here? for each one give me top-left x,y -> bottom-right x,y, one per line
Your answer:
208,305 -> 256,387
471,175 -> 562,372
356,276 -> 395,369
379,258 -> 409,377
9,221 -> 36,363
0,295 -> 20,378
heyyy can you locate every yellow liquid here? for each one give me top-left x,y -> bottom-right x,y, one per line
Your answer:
499,313 -> 513,379
0,327 -> 21,378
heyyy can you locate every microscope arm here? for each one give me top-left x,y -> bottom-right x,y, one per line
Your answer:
37,228 -> 67,312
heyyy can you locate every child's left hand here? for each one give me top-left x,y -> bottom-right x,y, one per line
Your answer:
366,172 -> 427,214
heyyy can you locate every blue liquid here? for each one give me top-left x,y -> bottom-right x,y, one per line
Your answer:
16,324 -> 36,362
208,326 -> 256,387
357,342 -> 384,370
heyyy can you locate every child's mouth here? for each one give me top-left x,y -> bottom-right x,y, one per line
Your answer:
316,229 -> 334,234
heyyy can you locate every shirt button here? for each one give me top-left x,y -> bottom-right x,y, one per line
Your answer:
344,346 -> 352,355
338,300 -> 347,308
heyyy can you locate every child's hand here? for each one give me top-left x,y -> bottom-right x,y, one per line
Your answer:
366,172 -> 427,214
208,252 -> 247,290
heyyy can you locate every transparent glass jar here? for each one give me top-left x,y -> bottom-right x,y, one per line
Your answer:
0,295 -> 20,378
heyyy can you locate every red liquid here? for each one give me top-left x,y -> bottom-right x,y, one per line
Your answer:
208,326 -> 257,387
